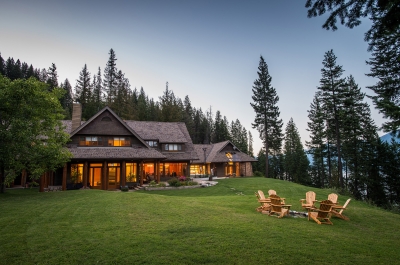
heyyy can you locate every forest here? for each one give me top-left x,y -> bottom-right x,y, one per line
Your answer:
1,45 -> 399,210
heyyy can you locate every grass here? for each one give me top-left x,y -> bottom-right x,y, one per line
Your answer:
1,177 -> 399,264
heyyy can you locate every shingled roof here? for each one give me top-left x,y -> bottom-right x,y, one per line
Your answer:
193,141 -> 257,163
61,107 -> 199,161
68,147 -> 166,160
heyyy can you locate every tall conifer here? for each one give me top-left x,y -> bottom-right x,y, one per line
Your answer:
250,56 -> 283,178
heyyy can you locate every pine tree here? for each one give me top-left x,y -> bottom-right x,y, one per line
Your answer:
283,118 -> 310,185
46,63 -> 58,91
366,27 -> 400,137
92,67 -> 104,113
0,53 -> 4,76
248,131 -> 254,157
74,64 -> 92,120
306,91 -> 327,188
103,49 -> 118,104
250,55 -> 283,178
318,50 -> 346,189
59,79 -> 73,119
26,64 -> 34,79
5,57 -> 15,79
183,95 -> 195,141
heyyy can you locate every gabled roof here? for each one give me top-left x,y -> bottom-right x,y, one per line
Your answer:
124,121 -> 188,143
193,141 -> 257,163
68,147 -> 166,160
69,106 -> 149,148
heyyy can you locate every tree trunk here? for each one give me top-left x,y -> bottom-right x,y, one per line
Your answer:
0,165 -> 5,194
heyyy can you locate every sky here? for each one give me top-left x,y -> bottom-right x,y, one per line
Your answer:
0,0 -> 385,153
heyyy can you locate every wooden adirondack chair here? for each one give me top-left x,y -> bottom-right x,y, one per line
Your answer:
308,200 -> 334,225
268,190 -> 286,204
328,193 -> 338,204
269,194 -> 291,218
255,190 -> 271,213
300,191 -> 317,209
331,198 -> 351,220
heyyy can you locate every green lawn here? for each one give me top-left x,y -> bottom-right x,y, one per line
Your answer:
1,177 -> 399,264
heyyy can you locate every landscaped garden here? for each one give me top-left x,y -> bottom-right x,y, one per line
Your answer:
1,177 -> 399,264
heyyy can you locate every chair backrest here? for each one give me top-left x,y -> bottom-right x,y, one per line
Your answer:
257,190 -> 266,200
328,193 -> 338,204
339,198 -> 351,214
268,190 -> 277,196
270,194 -> 283,211
305,191 -> 316,204
318,200 -> 334,218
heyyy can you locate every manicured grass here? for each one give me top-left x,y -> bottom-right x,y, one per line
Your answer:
1,177 -> 399,264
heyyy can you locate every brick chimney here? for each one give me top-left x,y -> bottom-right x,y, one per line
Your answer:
71,103 -> 82,132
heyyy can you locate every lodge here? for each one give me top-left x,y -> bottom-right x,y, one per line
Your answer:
13,104 -> 256,191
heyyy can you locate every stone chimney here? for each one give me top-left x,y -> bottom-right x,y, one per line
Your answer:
71,103 -> 82,132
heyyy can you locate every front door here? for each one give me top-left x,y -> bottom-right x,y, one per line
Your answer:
89,163 -> 103,189
107,164 -> 120,189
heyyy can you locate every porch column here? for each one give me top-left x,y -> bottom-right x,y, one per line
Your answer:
102,162 -> 107,190
156,161 -> 160,183
83,162 -> 88,188
140,161 -> 144,186
121,161 -> 126,187
186,161 -> 190,178
62,163 -> 67,191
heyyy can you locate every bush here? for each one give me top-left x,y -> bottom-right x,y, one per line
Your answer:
167,178 -> 181,187
120,186 -> 129,192
253,171 -> 264,177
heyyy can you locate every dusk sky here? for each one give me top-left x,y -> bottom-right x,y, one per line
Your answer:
0,0 -> 383,153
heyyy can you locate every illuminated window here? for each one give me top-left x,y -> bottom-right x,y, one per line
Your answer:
165,144 -> 182,151
108,137 -> 131,146
126,163 -> 137,182
79,136 -> 103,146
70,164 -> 83,183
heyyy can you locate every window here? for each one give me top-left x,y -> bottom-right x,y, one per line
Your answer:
79,136 -> 103,146
108,137 -> 131,147
164,144 -> 182,151
146,141 -> 158,147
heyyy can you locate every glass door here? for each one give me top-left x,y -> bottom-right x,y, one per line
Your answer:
107,163 -> 120,189
89,163 -> 103,189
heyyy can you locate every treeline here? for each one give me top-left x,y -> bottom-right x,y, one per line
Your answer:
0,50 -> 253,155
252,50 -> 400,210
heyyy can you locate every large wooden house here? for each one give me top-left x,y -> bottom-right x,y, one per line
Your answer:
16,104 -> 256,191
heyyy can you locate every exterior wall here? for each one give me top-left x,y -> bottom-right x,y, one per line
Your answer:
240,162 -> 253,177
78,111 -> 132,136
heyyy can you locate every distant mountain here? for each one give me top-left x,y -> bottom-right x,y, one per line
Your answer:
380,131 -> 400,144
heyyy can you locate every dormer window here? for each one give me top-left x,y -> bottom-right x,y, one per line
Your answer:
165,144 -> 182,151
108,137 -> 131,147
146,141 -> 158,147
79,136 -> 103,146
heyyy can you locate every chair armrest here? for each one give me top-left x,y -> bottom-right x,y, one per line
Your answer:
300,199 -> 306,202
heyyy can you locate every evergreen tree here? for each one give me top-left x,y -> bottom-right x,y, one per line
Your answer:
74,64 -> 91,120
137,87 -> 148,121
366,27 -> 400,137
0,53 -> 4,76
250,55 -> 283,178
248,131 -> 254,157
5,58 -> 15,79
183,95 -> 195,140
46,63 -> 58,91
26,64 -> 35,79
306,91 -> 327,188
283,118 -> 310,185
59,79 -> 73,119
13,59 -> 22,80
92,67 -> 104,113
318,50 -> 346,189
103,49 -> 118,104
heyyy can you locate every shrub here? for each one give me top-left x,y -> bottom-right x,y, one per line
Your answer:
167,178 -> 181,187
149,180 -> 157,187
120,186 -> 129,192
178,176 -> 186,181
253,171 -> 264,177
